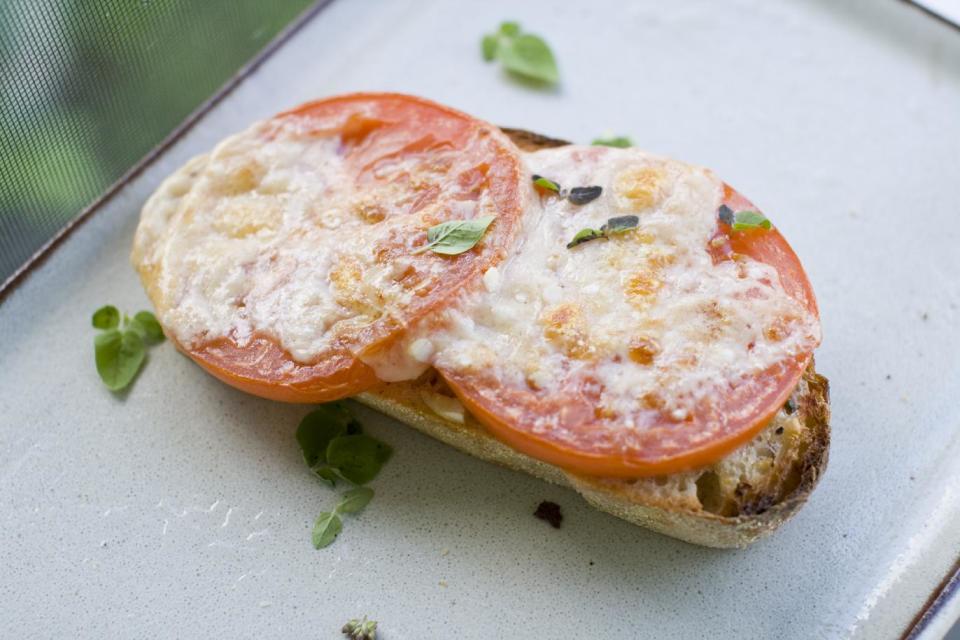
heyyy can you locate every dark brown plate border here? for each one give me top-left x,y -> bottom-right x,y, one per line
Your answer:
0,1 -> 956,635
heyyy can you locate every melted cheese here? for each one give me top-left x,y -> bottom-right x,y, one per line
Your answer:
390,146 -> 821,426
133,113 -> 512,363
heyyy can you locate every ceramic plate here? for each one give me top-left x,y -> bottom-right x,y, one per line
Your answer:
2,1 -> 959,637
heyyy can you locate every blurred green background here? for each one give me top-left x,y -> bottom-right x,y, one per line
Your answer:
0,0 -> 315,284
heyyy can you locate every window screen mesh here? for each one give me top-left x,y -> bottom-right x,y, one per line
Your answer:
0,0 -> 315,284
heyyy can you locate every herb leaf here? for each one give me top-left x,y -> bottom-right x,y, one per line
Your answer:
567,228 -> 604,248
327,434 -> 393,485
296,403 -> 360,467
592,136 -> 633,148
567,186 -> 602,205
92,305 -> 120,330
532,175 -> 560,192
601,215 -> 639,235
342,616 -> 378,640
717,204 -> 734,226
481,34 -> 498,61
94,329 -> 145,391
567,216 -> 640,249
314,466 -> 340,487
312,512 -> 343,549
731,210 -> 772,231
337,486 -> 375,514
413,215 -> 496,256
132,311 -> 164,343
480,22 -> 559,86
499,21 -> 520,36
498,34 -> 559,84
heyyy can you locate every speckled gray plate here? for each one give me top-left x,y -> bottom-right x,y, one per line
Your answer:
2,1 -> 959,638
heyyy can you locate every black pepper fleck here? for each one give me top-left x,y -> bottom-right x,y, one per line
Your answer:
534,501 -> 563,528
775,426 -> 784,435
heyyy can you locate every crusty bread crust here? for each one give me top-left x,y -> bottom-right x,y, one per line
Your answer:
357,365 -> 829,548
355,128 -> 831,548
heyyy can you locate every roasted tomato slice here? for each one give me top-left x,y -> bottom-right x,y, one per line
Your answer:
133,93 -> 525,402
434,146 -> 820,477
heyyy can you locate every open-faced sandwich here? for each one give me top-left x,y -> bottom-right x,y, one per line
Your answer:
132,93 -> 829,548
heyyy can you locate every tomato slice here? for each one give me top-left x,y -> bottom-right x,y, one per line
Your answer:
142,94 -> 524,403
436,163 -> 819,478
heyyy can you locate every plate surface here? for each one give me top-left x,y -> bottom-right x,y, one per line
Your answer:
2,1 -> 959,638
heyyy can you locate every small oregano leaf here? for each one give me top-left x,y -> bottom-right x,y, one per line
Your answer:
532,175 -> 560,192
326,434 -> 393,485
481,34 -> 498,61
499,21 -> 520,36
717,204 -> 734,226
413,215 -> 496,256
314,466 -> 340,487
498,33 -> 559,84
567,216 -> 639,249
337,486 -> 375,514
592,136 -> 633,148
731,210 -> 772,231
567,186 -> 603,205
312,512 -> 343,549
133,311 -> 164,342
94,329 -> 146,391
342,616 -> 378,640
601,215 -> 640,235
296,403 -> 358,468
566,228 -> 603,248
92,305 -> 120,330
480,22 -> 559,86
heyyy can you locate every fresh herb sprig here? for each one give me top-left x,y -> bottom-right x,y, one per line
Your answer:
481,21 -> 559,85
92,305 -> 164,391
313,487 -> 375,549
592,136 -> 633,148
342,616 -> 378,640
412,216 -> 496,256
567,215 -> 639,248
297,403 -> 392,548
717,204 -> 772,231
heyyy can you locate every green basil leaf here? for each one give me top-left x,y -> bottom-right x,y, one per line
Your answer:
94,329 -> 145,391
326,434 -> 393,485
591,136 -> 633,148
732,210 -> 772,231
337,486 -> 374,514
133,311 -> 164,343
311,512 -> 342,549
497,33 -> 559,84
567,228 -> 603,249
413,215 -> 496,256
92,305 -> 120,330
296,403 -> 358,467
499,21 -> 520,36
601,215 -> 639,235
532,175 -> 560,192
481,34 -> 498,61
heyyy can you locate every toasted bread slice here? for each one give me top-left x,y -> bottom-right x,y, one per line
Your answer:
355,128 -> 831,548
357,363 -> 828,548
